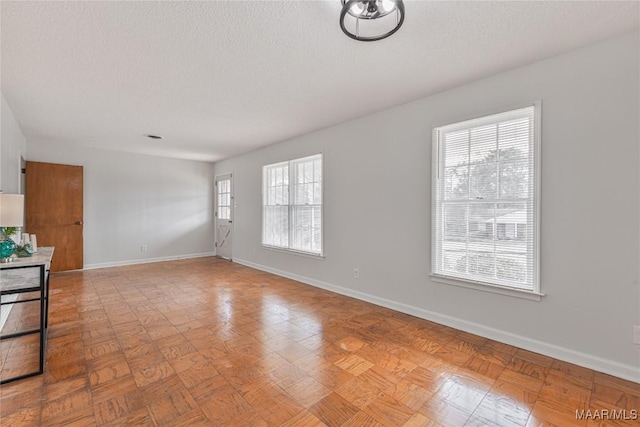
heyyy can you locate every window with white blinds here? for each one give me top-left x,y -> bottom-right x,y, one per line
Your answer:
263,154 -> 322,255
432,105 -> 539,292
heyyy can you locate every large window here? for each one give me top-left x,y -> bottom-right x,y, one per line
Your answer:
432,105 -> 539,293
263,154 -> 322,255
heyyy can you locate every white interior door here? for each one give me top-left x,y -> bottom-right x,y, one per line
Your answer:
215,173 -> 233,260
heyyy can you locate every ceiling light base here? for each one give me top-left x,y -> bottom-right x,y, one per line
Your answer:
340,0 -> 405,42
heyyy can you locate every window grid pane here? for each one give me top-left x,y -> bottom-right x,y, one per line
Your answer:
262,155 -> 322,255
217,178 -> 231,220
433,106 -> 537,291
263,163 -> 289,249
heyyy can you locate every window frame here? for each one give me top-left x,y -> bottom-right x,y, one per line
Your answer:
262,154 -> 324,257
431,102 -> 542,299
217,177 -> 232,220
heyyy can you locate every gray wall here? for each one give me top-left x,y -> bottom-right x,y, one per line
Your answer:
27,142 -> 216,268
214,33 -> 640,381
1,93 -> 26,193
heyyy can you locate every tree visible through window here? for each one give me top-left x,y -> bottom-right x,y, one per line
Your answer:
263,155 -> 322,255
432,106 -> 539,292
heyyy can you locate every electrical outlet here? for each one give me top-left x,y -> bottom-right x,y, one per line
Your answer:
141,245 -> 147,253
353,268 -> 359,279
634,326 -> 640,345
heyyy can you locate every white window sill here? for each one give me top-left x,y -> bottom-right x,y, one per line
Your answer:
430,274 -> 544,301
262,245 -> 325,260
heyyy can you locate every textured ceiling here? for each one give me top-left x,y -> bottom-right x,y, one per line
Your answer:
1,1 -> 638,162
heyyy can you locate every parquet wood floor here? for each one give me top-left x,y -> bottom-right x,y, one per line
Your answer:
1,257 -> 639,426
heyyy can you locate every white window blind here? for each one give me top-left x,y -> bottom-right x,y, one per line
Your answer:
432,105 -> 539,292
263,162 -> 289,249
263,154 -> 322,255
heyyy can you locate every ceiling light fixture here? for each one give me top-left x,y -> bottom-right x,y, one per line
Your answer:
340,0 -> 405,42
145,134 -> 164,140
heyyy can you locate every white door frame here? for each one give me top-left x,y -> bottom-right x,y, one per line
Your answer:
214,172 -> 233,260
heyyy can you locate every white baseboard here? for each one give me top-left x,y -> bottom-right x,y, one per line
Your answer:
234,258 -> 640,384
83,252 -> 216,270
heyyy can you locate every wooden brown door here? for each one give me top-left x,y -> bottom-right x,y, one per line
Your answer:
26,161 -> 83,272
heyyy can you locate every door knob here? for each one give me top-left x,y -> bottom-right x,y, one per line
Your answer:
75,221 -> 83,225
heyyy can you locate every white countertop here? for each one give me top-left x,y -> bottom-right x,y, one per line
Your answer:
0,247 -> 55,269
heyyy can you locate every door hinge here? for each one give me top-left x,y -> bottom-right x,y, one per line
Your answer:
215,212 -> 218,217
215,242 -> 218,247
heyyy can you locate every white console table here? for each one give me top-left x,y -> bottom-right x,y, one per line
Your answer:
0,247 -> 54,384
